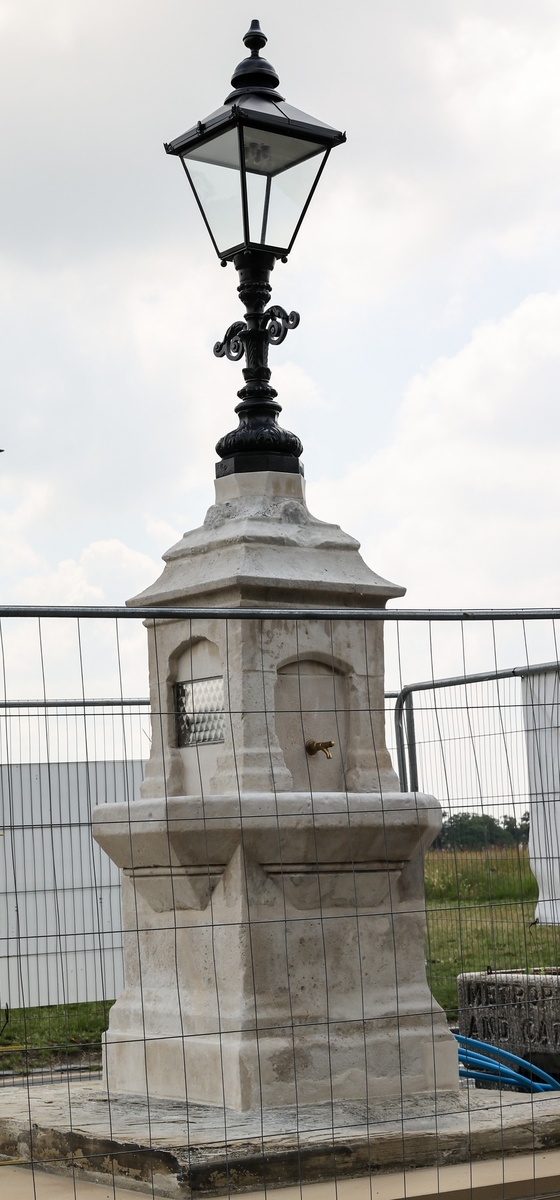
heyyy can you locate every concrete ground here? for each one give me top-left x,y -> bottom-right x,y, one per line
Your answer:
0,1165 -> 133,1198
4,1149 -> 560,1200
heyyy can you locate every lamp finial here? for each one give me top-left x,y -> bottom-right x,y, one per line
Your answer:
243,19 -> 267,54
230,19 -> 280,94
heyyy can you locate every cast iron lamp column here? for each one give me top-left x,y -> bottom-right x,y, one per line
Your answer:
213,248 -> 301,476
165,20 -> 345,477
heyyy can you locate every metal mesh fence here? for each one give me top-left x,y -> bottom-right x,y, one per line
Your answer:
387,661 -> 560,1027
1,607 -> 560,1197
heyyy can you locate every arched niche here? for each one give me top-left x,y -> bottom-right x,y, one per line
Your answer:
275,657 -> 348,792
173,638 -> 224,796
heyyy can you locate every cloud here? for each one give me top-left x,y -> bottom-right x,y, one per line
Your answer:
307,290 -> 560,607
145,515 -> 182,547
11,539 -> 158,606
0,534 -> 158,698
274,362 -> 326,414
1,0 -> 560,621
294,3 -> 560,323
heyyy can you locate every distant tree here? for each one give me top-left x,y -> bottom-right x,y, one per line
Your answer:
502,811 -> 530,846
433,810 -> 530,850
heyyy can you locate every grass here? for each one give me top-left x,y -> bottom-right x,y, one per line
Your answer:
0,850 -> 554,1071
425,846 -> 537,905
0,999 -> 114,1075
426,848 -> 560,1020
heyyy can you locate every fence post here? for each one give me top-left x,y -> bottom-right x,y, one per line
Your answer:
405,692 -> 419,792
394,690 -> 409,792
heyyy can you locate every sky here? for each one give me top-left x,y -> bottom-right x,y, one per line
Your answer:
2,0 -> 560,614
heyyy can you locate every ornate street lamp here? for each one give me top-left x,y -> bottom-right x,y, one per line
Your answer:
165,20 -> 345,477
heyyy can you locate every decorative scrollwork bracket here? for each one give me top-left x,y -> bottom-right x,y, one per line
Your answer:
213,306 -> 300,361
213,321 -> 246,362
265,305 -> 300,346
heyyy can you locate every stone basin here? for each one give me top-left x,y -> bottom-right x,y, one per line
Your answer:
92,790 -> 441,872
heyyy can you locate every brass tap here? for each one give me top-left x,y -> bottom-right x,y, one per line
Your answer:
305,739 -> 335,759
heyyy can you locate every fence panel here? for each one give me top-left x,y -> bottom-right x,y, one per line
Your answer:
0,608 -> 559,1194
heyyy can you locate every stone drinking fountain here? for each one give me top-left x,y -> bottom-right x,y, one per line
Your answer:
92,21 -> 457,1115
9,28 -> 560,1198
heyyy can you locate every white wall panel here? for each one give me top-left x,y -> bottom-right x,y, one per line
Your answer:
0,761 -> 142,1008
523,670 -> 560,924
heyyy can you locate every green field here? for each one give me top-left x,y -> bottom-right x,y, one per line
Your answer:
426,848 -> 560,1019
0,850 -> 557,1072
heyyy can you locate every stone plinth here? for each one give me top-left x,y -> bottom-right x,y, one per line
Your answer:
92,471 -> 458,1112
4,1080 -> 560,1197
458,970 -> 560,1078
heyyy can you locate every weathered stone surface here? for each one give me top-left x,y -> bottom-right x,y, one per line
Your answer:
458,970 -> 560,1075
93,789 -> 457,1109
128,471 -> 405,610
4,1081 -> 560,1197
92,470 -> 457,1112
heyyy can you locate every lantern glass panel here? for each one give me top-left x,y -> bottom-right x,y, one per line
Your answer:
182,128 -> 243,255
242,126 -> 326,250
266,152 -> 327,249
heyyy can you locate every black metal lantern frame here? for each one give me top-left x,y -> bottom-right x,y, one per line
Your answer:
169,107 -> 338,266
165,20 -> 345,477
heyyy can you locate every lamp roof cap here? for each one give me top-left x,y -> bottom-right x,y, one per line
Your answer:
229,20 -> 281,96
164,21 -> 346,158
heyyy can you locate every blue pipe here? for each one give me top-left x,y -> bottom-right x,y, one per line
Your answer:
459,1050 -> 537,1082
458,1047 -> 536,1078
458,1056 -> 544,1089
458,1068 -> 548,1093
457,1050 -> 552,1091
455,1034 -> 560,1090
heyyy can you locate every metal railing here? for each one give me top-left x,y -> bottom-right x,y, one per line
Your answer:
394,660 -> 560,793
1,604 -> 560,619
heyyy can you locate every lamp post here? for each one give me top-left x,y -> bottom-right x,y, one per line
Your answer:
164,19 -> 345,478
93,21 -> 459,1121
